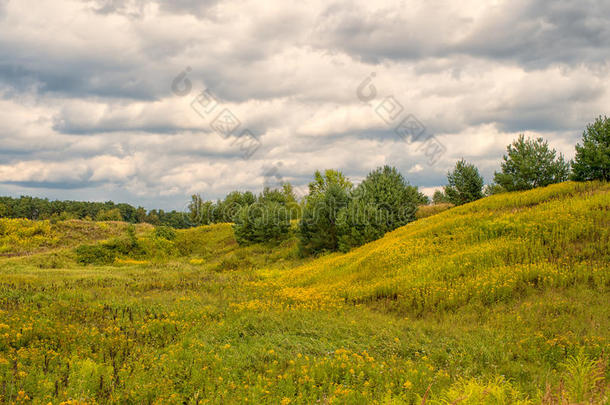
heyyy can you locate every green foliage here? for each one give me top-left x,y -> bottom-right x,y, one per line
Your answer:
336,166 -> 419,252
216,191 -> 257,223
432,377 -> 531,405
153,225 -> 176,240
187,194 -> 215,226
233,201 -> 291,245
75,244 -> 115,265
307,169 -> 352,196
76,225 -> 143,265
337,200 -> 387,252
494,135 -> 570,191
444,159 -> 484,205
0,195 -> 193,228
572,115 -> 610,181
0,182 -> 609,404
95,208 -> 122,221
559,350 -> 605,403
298,182 -> 350,255
432,190 -> 450,204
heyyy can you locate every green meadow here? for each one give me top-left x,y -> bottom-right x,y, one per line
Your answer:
0,181 -> 608,404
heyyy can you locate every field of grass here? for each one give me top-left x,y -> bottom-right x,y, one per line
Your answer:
0,181 -> 608,404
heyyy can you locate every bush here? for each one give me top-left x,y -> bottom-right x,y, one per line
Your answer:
154,226 -> 176,240
233,201 -> 290,245
432,190 -> 451,204
484,183 -> 506,196
76,225 -> 142,265
571,115 -> 610,181
75,244 -> 115,265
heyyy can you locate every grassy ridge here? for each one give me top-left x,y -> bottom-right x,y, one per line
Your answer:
278,181 -> 609,314
0,182 -> 608,404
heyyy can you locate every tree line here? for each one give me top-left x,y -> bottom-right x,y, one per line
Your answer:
433,115 -> 609,205
0,196 -> 202,228
1,115 -> 608,254
233,115 -> 610,255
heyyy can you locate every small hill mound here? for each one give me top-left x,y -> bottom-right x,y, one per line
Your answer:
0,219 -> 147,257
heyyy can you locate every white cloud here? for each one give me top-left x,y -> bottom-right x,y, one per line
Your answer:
0,0 -> 608,209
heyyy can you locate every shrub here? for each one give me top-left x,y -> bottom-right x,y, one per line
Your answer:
484,183 -> 506,196
76,225 -> 142,265
571,115 -> 610,181
154,226 -> 176,240
432,190 -> 451,204
75,244 -> 115,265
494,135 -> 570,191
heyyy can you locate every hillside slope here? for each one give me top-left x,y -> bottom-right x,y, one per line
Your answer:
0,182 -> 608,404
278,181 -> 609,314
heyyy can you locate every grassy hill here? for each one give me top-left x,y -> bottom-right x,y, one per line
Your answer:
0,181 -> 608,404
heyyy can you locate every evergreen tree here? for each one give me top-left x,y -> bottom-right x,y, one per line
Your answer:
493,135 -> 570,191
572,116 -> 610,181
444,159 -> 484,205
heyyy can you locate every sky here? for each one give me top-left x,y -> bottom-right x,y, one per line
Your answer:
1,0 -> 609,210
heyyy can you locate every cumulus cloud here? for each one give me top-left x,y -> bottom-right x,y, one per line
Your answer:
0,0 -> 608,209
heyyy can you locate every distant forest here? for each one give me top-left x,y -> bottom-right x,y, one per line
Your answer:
0,195 -> 192,228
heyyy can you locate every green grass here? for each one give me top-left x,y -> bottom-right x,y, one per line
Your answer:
0,182 -> 608,404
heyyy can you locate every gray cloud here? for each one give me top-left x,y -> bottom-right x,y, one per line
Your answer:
313,0 -> 610,68
0,0 -> 608,208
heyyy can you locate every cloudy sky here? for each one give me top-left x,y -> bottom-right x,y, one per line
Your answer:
1,0 -> 609,209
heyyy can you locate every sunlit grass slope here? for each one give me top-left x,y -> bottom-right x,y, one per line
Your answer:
0,219 -> 143,257
279,181 -> 609,315
0,182 -> 608,404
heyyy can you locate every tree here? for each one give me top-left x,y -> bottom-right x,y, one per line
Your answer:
493,135 -> 570,191
351,166 -> 419,230
337,199 -> 387,252
444,159 -> 484,205
432,190 -> 450,204
571,116 -> 610,181
216,191 -> 256,223
298,172 -> 351,255
336,166 -> 420,252
233,201 -> 290,245
187,194 -> 216,226
307,169 -> 352,196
